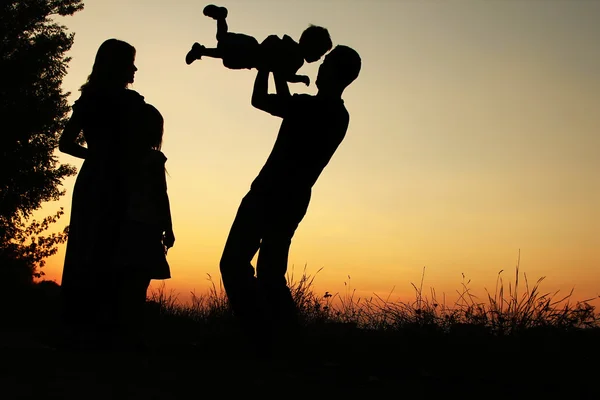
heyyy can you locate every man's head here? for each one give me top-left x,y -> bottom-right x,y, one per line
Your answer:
316,45 -> 361,94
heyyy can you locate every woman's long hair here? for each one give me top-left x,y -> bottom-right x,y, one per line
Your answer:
143,103 -> 169,176
80,38 -> 136,93
144,104 -> 164,151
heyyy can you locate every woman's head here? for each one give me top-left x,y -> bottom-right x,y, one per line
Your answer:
80,38 -> 137,92
142,104 -> 164,151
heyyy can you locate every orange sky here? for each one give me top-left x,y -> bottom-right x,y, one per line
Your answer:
37,0 -> 599,307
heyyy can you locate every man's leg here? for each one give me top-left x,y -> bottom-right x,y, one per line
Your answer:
256,234 -> 297,328
256,193 -> 311,330
220,192 -> 263,323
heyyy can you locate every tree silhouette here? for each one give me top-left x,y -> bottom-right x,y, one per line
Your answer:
0,0 -> 84,287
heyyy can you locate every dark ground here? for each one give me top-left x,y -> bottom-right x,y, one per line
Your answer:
1,284 -> 599,399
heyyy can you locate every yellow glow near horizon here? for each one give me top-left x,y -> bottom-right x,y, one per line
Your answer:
36,0 -> 599,306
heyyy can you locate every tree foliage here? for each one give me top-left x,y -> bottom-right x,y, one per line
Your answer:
0,0 -> 84,285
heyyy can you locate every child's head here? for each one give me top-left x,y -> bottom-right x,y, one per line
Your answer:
299,25 -> 333,63
142,103 -> 164,151
81,38 -> 137,92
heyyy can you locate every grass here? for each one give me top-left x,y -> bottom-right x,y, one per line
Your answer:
146,259 -> 600,337
140,257 -> 600,380
2,257 -> 600,397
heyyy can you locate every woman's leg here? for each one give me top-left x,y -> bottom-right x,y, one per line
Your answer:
114,273 -> 150,350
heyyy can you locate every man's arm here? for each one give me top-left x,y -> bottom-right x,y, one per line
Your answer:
273,72 -> 292,97
251,65 -> 293,118
58,108 -> 87,159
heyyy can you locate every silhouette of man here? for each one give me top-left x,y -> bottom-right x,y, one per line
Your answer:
220,45 -> 361,345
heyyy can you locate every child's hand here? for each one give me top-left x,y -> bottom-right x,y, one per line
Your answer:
299,75 -> 310,86
163,229 -> 175,253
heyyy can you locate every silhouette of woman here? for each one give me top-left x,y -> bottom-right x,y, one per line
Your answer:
116,103 -> 176,345
58,38 -> 148,350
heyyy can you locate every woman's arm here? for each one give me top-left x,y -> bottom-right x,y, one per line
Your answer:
160,173 -> 173,230
156,157 -> 175,249
162,192 -> 175,249
58,108 -> 87,159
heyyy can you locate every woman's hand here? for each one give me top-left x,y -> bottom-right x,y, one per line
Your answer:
163,228 -> 175,254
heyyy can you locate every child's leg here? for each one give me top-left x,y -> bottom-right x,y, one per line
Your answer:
185,44 -> 227,64
216,18 -> 228,41
203,47 -> 223,59
186,43 -> 203,65
186,43 -> 226,65
203,5 -> 229,41
185,5 -> 228,65
203,5 -> 228,19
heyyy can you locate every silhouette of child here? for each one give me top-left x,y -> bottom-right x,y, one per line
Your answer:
112,103 -> 175,349
185,4 -> 333,86
120,103 -> 174,282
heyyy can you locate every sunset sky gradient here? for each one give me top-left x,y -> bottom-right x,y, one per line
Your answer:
38,0 -> 599,305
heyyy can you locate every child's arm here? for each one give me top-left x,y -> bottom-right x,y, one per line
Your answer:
276,47 -> 309,85
282,43 -> 309,85
285,74 -> 310,86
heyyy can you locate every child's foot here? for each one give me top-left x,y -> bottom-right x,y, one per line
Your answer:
203,4 -> 228,20
185,42 -> 205,65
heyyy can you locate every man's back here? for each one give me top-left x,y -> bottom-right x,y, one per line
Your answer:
251,94 -> 350,195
